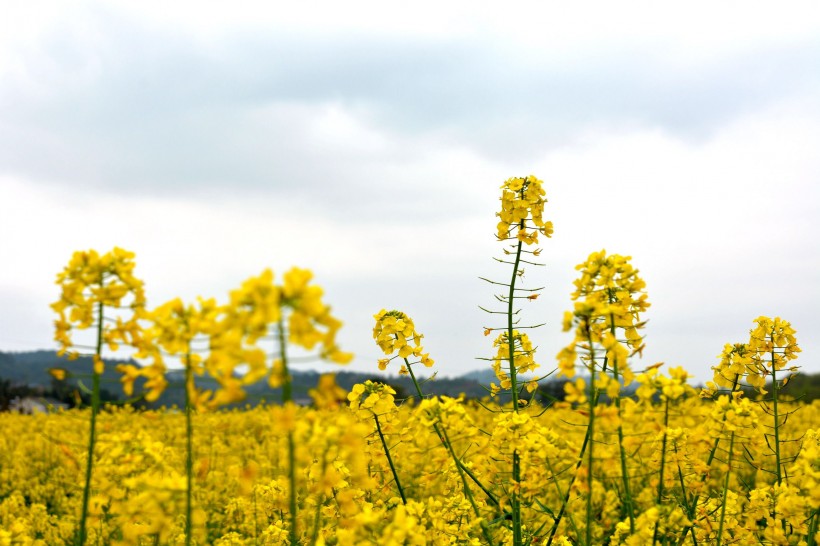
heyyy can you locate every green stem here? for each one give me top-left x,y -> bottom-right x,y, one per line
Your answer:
76,299 -> 104,546
507,234 -> 524,409
770,346 -> 782,486
287,431 -> 297,545
546,427 -> 590,545
374,413 -> 406,504
278,319 -> 292,405
508,216 -> 525,546
608,309 -> 634,534
439,424 -> 498,546
807,509 -> 819,546
770,343 -> 786,534
513,451 -> 523,546
545,354 -> 606,545
253,489 -> 259,546
310,451 -> 327,546
405,360 -> 498,542
310,493 -> 323,546
585,321 -> 597,546
405,360 -> 500,509
546,318 -> 601,546
184,350 -> 194,546
404,359 -> 425,402
673,445 -> 698,546
678,376 -> 740,542
545,457 -> 581,540
715,431 -> 735,546
277,319 -> 299,546
653,397 -> 671,545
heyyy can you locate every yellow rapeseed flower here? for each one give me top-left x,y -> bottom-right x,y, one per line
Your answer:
51,247 -> 146,361
496,175 -> 553,244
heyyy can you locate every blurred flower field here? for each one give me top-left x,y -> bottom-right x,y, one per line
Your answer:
1,390 -> 818,545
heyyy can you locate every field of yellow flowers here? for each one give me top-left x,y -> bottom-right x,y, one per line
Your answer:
2,390 -> 819,545
1,175 -> 818,545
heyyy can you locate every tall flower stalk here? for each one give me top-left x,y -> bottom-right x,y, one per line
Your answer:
747,316 -> 801,487
698,320 -> 801,541
139,297 -> 222,546
551,250 -> 648,545
348,381 -> 406,504
633,366 -> 694,544
483,174 -> 552,545
51,248 -> 146,546
747,316 -> 800,534
710,395 -> 759,544
372,309 -> 497,544
225,267 -> 351,545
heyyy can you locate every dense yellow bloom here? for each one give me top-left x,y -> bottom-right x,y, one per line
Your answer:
496,175 -> 553,243
489,330 -> 539,395
348,381 -> 397,418
570,250 -> 649,354
564,377 -> 588,405
704,318 -> 801,399
48,368 -> 67,381
747,316 -> 801,392
706,342 -> 755,395
51,247 -> 146,364
557,251 -> 647,382
309,373 -> 348,410
230,268 -> 353,369
556,344 -> 578,378
636,366 -> 693,402
372,310 -> 433,370
789,429 -> 820,509
709,394 -> 760,433
135,297 -> 224,409
227,268 -> 282,343
281,268 -> 352,363
32,227 -> 820,546
189,267 -> 354,399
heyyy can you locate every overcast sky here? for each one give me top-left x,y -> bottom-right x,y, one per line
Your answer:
1,1 -> 819,383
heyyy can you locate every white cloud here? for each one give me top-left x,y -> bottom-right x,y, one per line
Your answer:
535,90 -> 820,378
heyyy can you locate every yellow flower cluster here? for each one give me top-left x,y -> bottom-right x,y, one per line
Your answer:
635,366 -> 694,402
348,380 -> 398,419
709,394 -> 761,433
90,264 -> 352,408
279,267 -> 352,363
51,248 -> 146,363
748,315 -> 801,388
789,428 -> 820,510
496,175 -> 553,244
224,268 -> 352,389
372,310 -> 433,371
704,316 -> 801,396
564,377 -> 588,405
704,342 -> 754,395
489,330 -> 539,396
557,250 -> 648,380
135,297 -> 231,408
308,373 -> 349,410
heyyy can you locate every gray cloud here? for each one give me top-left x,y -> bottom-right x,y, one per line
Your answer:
3,10 -> 819,209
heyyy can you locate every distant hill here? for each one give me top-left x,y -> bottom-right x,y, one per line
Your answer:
0,350 -> 494,408
4,350 -> 816,408
461,368 -> 498,385
0,349 -> 135,390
